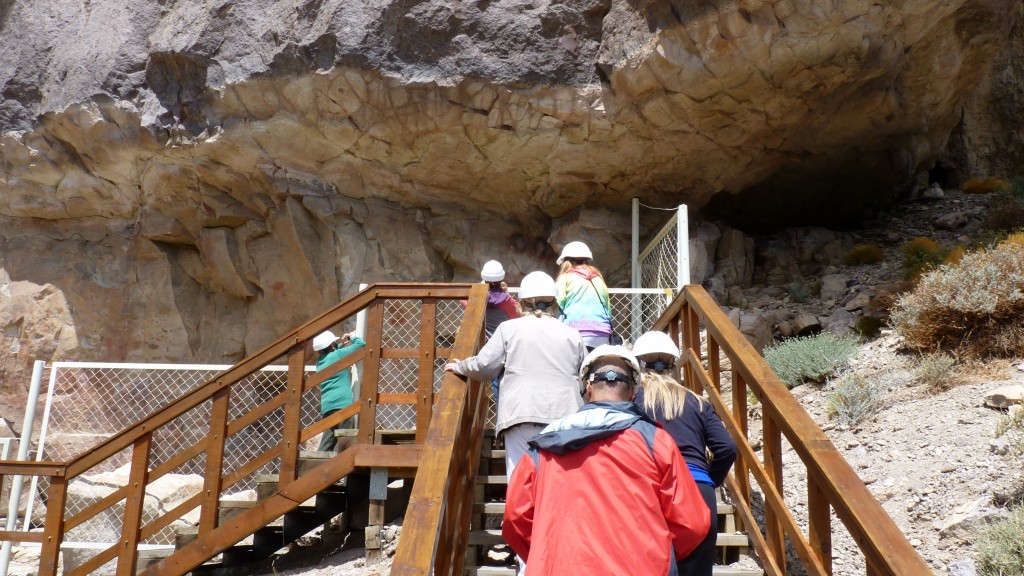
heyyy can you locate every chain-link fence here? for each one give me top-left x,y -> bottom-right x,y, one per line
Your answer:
638,204 -> 689,291
28,363 -> 324,547
22,295 -> 470,550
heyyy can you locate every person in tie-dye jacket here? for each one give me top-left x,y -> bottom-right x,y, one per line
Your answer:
555,241 -> 613,351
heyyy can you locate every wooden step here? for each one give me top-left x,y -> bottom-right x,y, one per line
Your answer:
473,502 -> 506,514
463,565 -> 763,576
468,529 -> 748,548
335,428 -> 417,444
476,475 -> 507,485
464,567 -> 516,576
711,567 -> 764,576
472,500 -> 734,515
481,448 -> 506,459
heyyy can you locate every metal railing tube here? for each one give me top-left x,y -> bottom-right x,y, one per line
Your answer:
0,359 -> 46,576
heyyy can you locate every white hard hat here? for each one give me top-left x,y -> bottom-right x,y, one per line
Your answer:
312,330 -> 340,351
556,241 -> 593,265
579,344 -> 642,385
518,271 -> 557,300
632,331 -> 681,360
480,260 -> 505,282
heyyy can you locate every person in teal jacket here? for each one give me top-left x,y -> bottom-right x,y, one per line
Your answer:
312,329 -> 366,452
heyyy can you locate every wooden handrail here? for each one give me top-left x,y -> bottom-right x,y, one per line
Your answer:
390,283 -> 489,576
653,286 -> 932,575
0,283 -> 485,576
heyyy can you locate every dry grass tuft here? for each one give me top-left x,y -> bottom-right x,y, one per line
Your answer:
843,244 -> 885,266
900,237 -> 946,280
961,176 -> 1009,194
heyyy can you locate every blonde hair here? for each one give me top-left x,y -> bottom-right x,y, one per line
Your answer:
557,260 -> 603,279
639,370 -> 702,420
521,298 -> 559,318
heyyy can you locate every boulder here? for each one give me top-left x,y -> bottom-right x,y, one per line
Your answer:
933,496 -> 1007,539
64,465 -> 203,543
935,211 -> 969,230
984,385 -> 1024,409
823,308 -> 857,335
921,183 -> 945,200
820,274 -> 850,301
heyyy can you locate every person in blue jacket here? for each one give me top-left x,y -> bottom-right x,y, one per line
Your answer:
632,330 -> 738,576
312,329 -> 366,452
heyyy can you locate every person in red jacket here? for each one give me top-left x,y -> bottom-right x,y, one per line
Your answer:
502,345 -> 710,576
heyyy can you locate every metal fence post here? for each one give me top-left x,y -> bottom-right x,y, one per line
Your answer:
0,359 -> 45,576
353,283 -> 369,429
676,204 -> 690,288
631,198 -> 641,341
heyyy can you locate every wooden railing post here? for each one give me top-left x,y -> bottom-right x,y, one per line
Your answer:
763,413 -> 786,570
731,371 -> 750,532
199,386 -> 231,533
38,475 -> 67,576
808,469 -> 833,575
280,343 -> 306,484
357,300 -> 386,446
679,304 -> 693,390
116,433 -> 152,575
707,335 -> 721,392
416,298 -> 438,444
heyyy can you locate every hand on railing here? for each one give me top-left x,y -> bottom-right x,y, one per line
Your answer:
444,361 -> 461,373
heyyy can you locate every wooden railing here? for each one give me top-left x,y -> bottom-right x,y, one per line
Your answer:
389,285 -> 490,576
655,286 -> 932,575
0,283 -> 488,576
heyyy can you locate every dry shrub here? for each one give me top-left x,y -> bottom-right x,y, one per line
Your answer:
1003,232 -> 1024,246
985,178 -> 1024,231
961,176 -> 1009,194
979,506 -> 1024,576
912,353 -> 959,392
826,371 -> 891,427
901,237 -> 946,280
985,198 -> 1024,231
843,244 -> 885,266
944,245 -> 966,266
891,239 -> 1024,358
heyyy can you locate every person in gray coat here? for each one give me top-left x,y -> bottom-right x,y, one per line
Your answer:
445,270 -> 587,480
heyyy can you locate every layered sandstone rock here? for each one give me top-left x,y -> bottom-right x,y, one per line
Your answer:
0,0 -> 1020,416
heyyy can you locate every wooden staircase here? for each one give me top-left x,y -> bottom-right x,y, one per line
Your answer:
0,284 -> 935,575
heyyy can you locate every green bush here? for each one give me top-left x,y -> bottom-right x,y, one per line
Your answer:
978,506 -> 1024,576
891,238 -> 1024,357
786,280 -> 811,303
843,244 -> 885,266
912,353 -> 958,392
826,371 -> 890,427
900,237 -> 947,280
764,332 -> 860,388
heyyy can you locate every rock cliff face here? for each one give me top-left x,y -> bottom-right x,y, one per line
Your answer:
0,0 -> 1020,413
